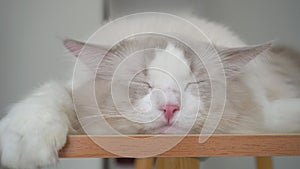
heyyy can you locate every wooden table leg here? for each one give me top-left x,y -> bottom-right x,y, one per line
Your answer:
156,157 -> 199,169
135,158 -> 155,169
256,156 -> 273,169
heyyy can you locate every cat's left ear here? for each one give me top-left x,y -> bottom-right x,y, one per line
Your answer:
64,39 -> 109,71
219,42 -> 272,78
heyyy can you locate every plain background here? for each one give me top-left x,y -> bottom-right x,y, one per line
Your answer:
0,0 -> 300,169
0,0 -> 104,169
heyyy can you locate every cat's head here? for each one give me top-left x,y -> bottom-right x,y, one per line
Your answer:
65,35 -> 270,134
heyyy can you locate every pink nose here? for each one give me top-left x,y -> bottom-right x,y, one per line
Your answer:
160,105 -> 180,122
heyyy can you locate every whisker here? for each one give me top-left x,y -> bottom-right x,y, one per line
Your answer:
78,114 -> 124,119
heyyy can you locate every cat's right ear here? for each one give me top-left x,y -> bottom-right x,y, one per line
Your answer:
218,42 -> 272,79
64,39 -> 109,71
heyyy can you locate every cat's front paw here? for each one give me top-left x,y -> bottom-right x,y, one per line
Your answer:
0,107 -> 69,169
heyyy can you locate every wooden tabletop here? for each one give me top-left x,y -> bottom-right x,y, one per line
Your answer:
59,134 -> 300,158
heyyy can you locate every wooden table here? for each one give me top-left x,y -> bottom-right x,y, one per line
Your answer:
59,134 -> 300,169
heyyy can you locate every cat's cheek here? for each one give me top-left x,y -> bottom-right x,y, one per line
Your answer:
140,115 -> 168,133
135,93 -> 162,114
134,94 -> 153,113
182,92 -> 204,113
172,93 -> 203,130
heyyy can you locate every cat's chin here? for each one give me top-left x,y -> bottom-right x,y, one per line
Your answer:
147,125 -> 191,134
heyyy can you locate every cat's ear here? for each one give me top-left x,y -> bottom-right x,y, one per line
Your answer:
64,39 -> 146,81
219,42 -> 271,78
64,39 -> 109,71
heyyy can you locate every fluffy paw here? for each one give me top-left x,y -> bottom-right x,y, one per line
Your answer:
0,106 -> 69,169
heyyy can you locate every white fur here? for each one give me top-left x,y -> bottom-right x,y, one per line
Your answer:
0,82 -> 75,169
134,43 -> 201,133
1,15 -> 300,169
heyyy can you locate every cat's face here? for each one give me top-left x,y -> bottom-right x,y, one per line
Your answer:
128,43 -> 205,134
65,36 -> 270,134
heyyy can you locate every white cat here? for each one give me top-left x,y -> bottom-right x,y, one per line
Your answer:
0,15 -> 300,169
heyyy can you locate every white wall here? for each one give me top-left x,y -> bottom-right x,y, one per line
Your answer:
0,0 -> 104,168
0,0 -> 103,111
109,0 -> 208,19
203,0 -> 300,49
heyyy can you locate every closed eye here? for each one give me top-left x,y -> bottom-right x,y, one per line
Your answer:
131,81 -> 152,89
185,80 -> 205,90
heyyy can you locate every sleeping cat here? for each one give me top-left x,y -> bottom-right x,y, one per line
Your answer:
0,14 -> 300,169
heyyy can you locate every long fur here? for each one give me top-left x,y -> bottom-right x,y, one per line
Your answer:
1,15 -> 300,169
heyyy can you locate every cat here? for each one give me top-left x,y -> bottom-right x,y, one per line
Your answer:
0,14 -> 300,169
